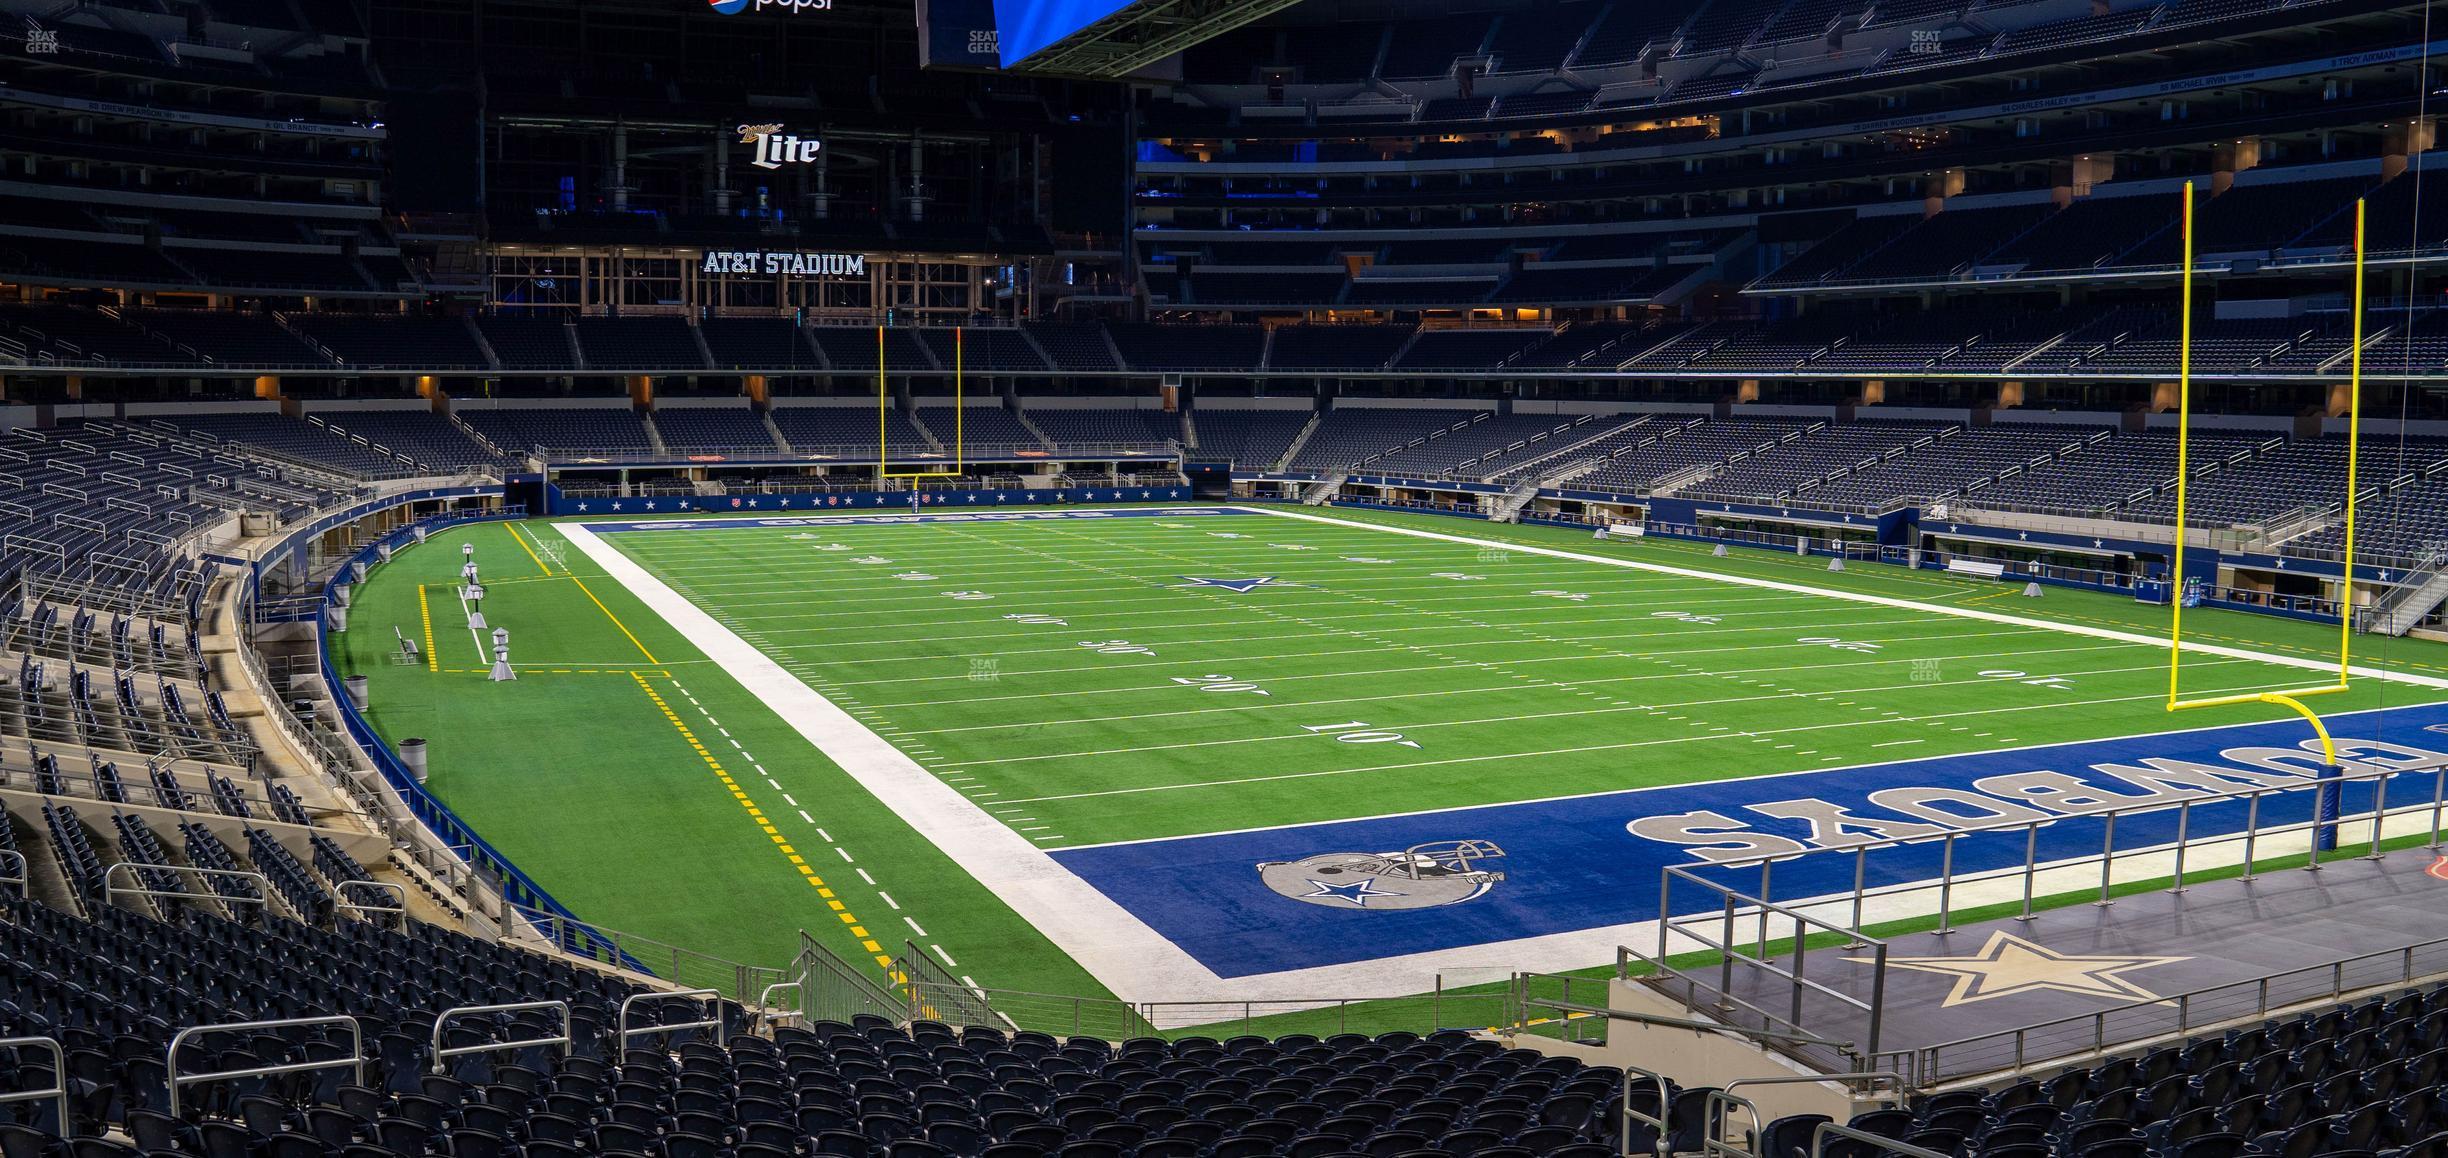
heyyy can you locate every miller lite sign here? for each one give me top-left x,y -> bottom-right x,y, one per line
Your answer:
739,123 -> 820,170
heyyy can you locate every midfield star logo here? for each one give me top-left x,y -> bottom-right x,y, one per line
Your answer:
738,123 -> 820,170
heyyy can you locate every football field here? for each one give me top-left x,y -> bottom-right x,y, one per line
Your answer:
340,504 -> 2448,1013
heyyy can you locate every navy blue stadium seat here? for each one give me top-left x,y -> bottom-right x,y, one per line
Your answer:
1759,1113 -> 1832,1158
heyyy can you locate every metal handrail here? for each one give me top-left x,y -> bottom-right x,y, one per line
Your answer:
103,861 -> 268,910
1635,757 -> 2448,1079
430,1001 -> 573,1073
1706,1072 -> 1909,1157
1681,757 -> 2441,877
1725,1071 -> 1905,1099
1907,927 -> 2448,1084
1811,1121 -> 1953,1158
0,849 -> 23,895
167,1015 -> 364,1117
752,981 -> 803,1032
1522,996 -> 1850,1047
617,989 -> 726,1048
1637,868 -> 1892,1062
1703,1089 -> 1766,1158
1619,1062 -> 1674,1158
0,1036 -> 69,1132
334,879 -> 407,919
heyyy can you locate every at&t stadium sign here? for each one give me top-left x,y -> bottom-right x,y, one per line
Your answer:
699,251 -> 868,277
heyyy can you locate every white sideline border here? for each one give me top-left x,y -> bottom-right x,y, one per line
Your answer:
557,520 -> 1226,1003
554,506 -> 2448,1007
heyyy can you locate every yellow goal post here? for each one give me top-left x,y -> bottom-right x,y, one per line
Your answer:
880,326 -> 964,478
2164,183 -> 2366,766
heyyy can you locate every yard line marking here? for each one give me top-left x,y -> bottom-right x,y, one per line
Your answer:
715,579 -> 1811,622
724,587 -> 1909,641
906,917 -> 927,935
892,640 -> 2150,735
1239,505 -> 2448,690
798,809 -> 815,824
1054,687 -> 2439,853
879,892 -> 899,909
999,673 -> 2317,808
1873,739 -> 1925,748
951,655 -> 2254,768
868,639 -> 2134,710
836,848 -> 855,862
857,869 -> 876,885
808,622 -> 2050,686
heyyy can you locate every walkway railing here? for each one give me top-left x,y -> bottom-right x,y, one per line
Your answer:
430,1001 -> 572,1073
0,1036 -> 68,1132
167,1016 -> 363,1117
618,990 -> 726,1048
1624,754 -> 2448,1083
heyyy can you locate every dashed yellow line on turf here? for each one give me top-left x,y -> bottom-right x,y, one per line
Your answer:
631,670 -> 896,972
417,584 -> 437,672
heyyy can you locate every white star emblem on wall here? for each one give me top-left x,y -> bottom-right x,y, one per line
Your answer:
1850,931 -> 2190,1007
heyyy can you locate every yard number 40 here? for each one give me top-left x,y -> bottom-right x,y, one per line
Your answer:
1304,721 -> 1421,748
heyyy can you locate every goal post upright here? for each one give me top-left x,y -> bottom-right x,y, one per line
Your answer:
880,324 -> 963,479
2164,191 -> 2369,848
2167,179 -> 2196,711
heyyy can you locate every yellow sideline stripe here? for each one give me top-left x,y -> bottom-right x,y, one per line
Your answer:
507,522 -> 554,577
417,584 -> 437,672
572,573 -> 660,665
631,672 -> 891,970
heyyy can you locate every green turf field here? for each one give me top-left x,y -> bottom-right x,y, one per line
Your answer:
583,511 -> 2425,842
333,504 -> 2448,1013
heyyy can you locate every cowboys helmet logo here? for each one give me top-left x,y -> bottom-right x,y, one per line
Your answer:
1258,840 -> 1505,910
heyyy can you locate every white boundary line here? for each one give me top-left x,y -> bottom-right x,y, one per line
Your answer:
555,506 -> 2448,1004
556,521 -> 1232,1002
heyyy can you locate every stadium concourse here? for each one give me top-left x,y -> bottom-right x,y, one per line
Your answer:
27,0 -> 2448,1153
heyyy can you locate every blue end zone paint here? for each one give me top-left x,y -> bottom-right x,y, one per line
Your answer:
581,506 -> 1241,534
1050,702 -> 2448,978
